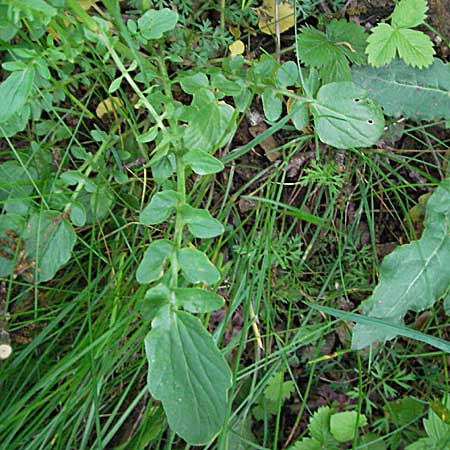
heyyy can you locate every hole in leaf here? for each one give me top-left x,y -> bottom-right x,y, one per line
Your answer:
367,119 -> 374,125
353,98 -> 361,103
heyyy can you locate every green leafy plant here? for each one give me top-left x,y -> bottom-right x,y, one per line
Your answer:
366,0 -> 435,68
249,57 -> 385,148
289,406 -> 369,449
406,397 -> 450,449
296,19 -> 367,83
352,178 -> 450,350
252,371 -> 295,420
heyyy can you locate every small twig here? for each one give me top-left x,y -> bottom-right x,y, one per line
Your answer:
275,0 -> 281,61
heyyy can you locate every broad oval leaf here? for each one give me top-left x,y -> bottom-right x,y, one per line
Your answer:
352,59 -> 450,120
136,239 -> 173,284
140,190 -> 180,225
137,8 -> 179,40
0,161 -> 37,215
182,150 -> 224,175
0,68 -> 34,124
330,411 -> 367,443
145,306 -> 232,444
352,178 -> 450,350
262,88 -> 282,122
178,247 -> 220,285
183,89 -> 236,152
179,204 -> 224,238
311,82 -> 385,149
174,287 -> 224,313
23,211 -> 77,283
139,283 -> 171,321
69,201 -> 87,227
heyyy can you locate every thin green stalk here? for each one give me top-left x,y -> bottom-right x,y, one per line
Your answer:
98,34 -> 167,132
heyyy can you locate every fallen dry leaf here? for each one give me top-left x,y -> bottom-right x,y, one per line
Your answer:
257,0 -> 296,35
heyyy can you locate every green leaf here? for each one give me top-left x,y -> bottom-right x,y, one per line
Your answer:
276,61 -> 299,87
366,0 -> 434,68
23,211 -> 76,283
289,99 -> 310,131
330,411 -> 367,442
394,29 -> 435,68
0,68 -> 34,124
391,0 -> 428,29
178,247 -> 220,285
305,301 -> 450,353
262,88 -> 282,121
366,24 -> 397,67
388,397 -> 424,426
145,305 -> 232,444
136,239 -> 173,284
359,433 -> 387,450
210,73 -> 243,97
178,73 -> 209,95
264,372 -> 295,403
139,284 -> 171,321
405,438 -> 434,450
182,150 -> 224,175
297,27 -> 337,67
140,190 -> 180,225
423,397 -> 450,445
108,76 -> 123,94
183,89 -> 236,152
69,202 -> 87,227
290,406 -> 338,449
297,21 -> 367,83
0,161 -> 37,215
326,19 -> 368,65
352,179 -> 450,350
173,287 -> 224,313
352,59 -> 450,120
311,82 -> 385,149
179,204 -> 224,238
308,406 -> 336,444
0,214 -> 25,277
137,8 -> 179,40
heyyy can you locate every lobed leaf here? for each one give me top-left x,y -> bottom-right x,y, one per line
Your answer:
391,0 -> 428,29
395,29 -> 435,68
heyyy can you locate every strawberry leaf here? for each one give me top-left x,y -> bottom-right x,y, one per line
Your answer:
366,23 -> 397,67
395,29 -> 435,68
391,0 -> 428,29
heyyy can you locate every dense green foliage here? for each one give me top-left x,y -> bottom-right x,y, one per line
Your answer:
0,0 -> 449,448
